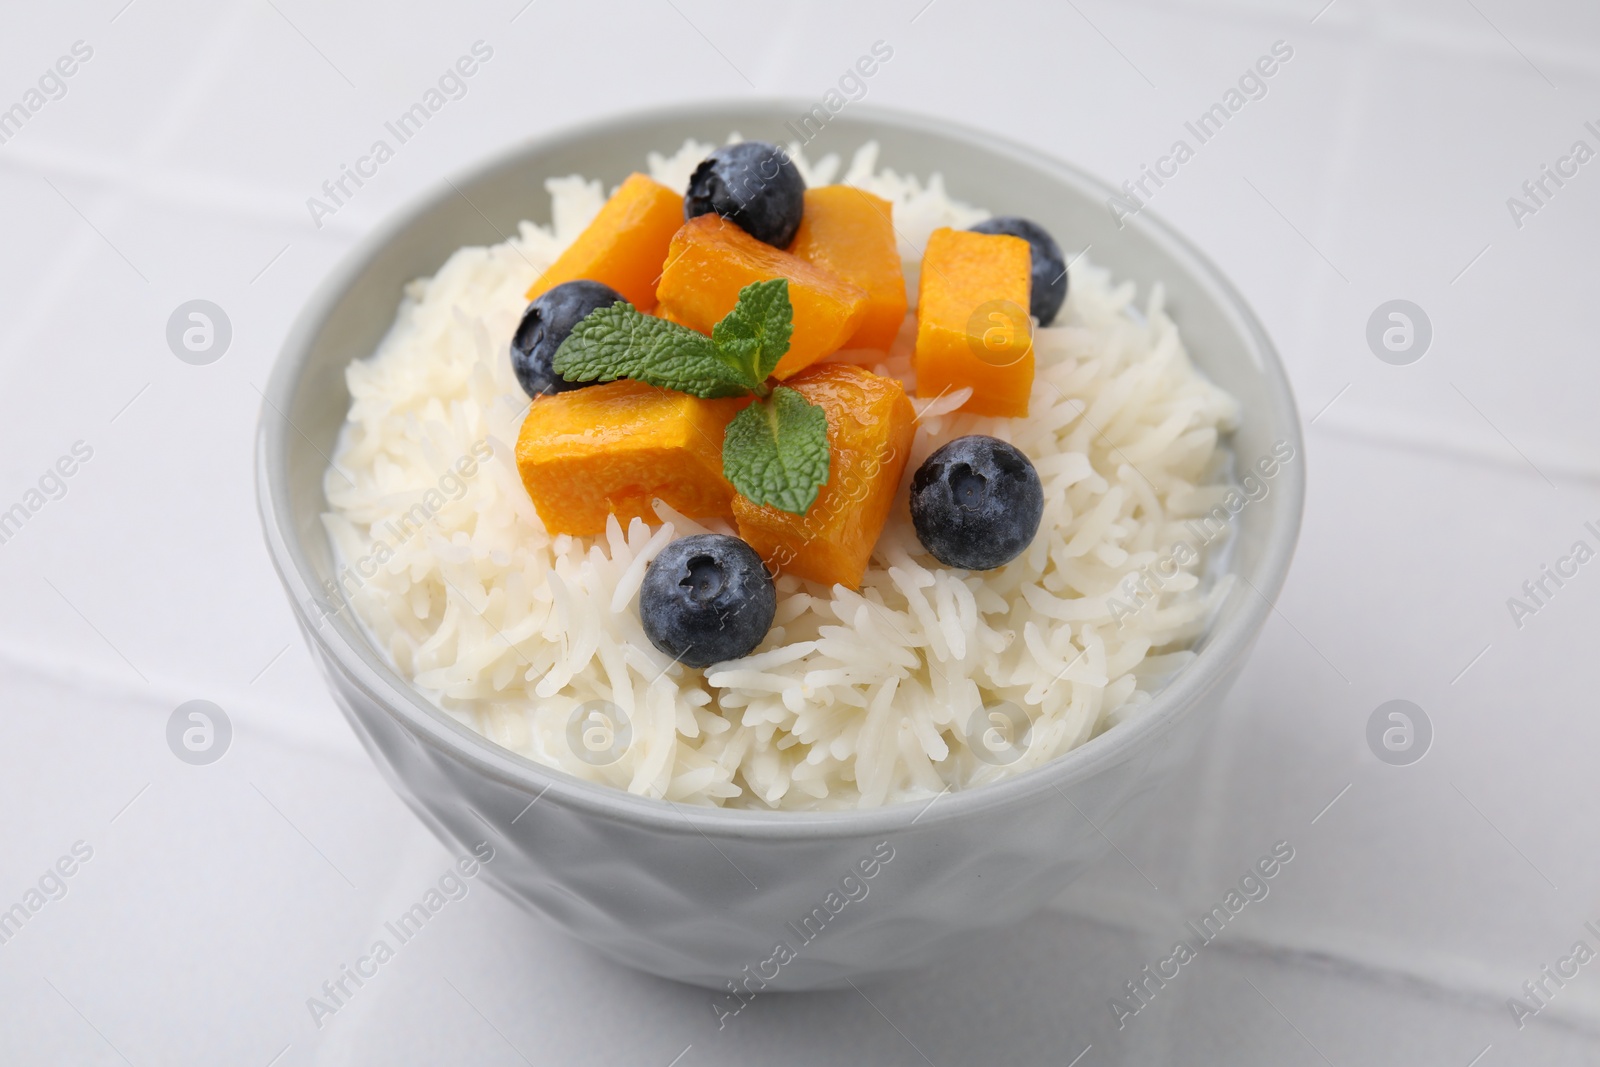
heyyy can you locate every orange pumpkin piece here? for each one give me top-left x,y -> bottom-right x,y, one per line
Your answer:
516,380 -> 748,536
913,227 -> 1034,418
656,215 -> 869,380
789,186 -> 907,352
732,364 -> 915,589
650,304 -> 686,326
524,173 -> 683,309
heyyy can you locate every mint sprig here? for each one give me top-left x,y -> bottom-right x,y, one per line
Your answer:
552,279 -> 830,515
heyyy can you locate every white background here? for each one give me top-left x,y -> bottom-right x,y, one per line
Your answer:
2,0 -> 1598,1063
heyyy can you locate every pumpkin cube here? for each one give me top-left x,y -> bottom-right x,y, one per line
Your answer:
789,186 -> 908,352
650,304 -> 687,326
913,227 -> 1034,418
525,173 -> 684,310
656,215 -> 869,380
733,364 -> 915,589
516,380 -> 748,536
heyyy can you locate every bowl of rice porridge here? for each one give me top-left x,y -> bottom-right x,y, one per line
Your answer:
257,102 -> 1303,989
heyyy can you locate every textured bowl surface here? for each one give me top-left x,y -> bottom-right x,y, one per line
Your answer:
256,101 -> 1304,991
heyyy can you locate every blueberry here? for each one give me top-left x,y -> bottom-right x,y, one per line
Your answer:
910,436 -> 1044,571
510,280 -> 625,399
684,142 -> 806,248
639,534 -> 777,668
969,216 -> 1068,327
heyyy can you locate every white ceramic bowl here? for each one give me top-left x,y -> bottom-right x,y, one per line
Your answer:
256,102 -> 1303,991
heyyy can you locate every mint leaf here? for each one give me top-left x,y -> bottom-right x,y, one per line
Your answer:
722,386 -> 830,515
711,279 -> 793,387
553,304 -> 758,398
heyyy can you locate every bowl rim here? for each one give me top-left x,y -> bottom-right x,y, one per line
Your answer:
256,98 -> 1304,840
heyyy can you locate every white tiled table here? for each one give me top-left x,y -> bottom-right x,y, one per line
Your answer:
3,1 -> 1598,1063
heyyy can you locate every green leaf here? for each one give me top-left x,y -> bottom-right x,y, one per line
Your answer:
711,279 -> 793,387
722,386 -> 830,515
552,303 -> 758,398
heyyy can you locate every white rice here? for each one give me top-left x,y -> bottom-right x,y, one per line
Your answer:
323,138 -> 1241,810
